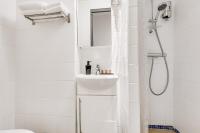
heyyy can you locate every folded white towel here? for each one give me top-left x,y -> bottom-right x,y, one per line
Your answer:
45,5 -> 69,15
45,2 -> 69,15
18,1 -> 48,11
19,1 -> 70,18
23,9 -> 45,16
46,2 -> 64,9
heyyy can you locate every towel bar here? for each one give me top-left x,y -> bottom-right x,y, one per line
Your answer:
24,11 -> 70,25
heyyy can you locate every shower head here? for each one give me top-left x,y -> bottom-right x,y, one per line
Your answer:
162,1 -> 172,20
154,1 -> 172,21
148,1 -> 172,33
154,2 -> 168,20
158,3 -> 167,11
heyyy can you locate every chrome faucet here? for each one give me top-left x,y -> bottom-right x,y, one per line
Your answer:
96,64 -> 101,75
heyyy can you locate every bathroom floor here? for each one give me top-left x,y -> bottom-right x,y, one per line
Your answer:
149,129 -> 176,133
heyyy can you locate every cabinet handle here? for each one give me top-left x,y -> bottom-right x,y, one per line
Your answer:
79,98 -> 82,133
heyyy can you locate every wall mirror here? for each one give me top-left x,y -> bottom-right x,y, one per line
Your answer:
77,0 -> 112,47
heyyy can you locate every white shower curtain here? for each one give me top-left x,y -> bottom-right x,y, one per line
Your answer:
111,0 -> 129,133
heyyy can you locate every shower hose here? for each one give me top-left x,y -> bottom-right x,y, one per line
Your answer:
149,22 -> 169,96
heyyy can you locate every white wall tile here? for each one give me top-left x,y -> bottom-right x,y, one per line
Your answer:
142,0 -> 175,126
129,83 -> 139,102
15,115 -> 26,129
15,0 -> 76,132
129,6 -> 138,27
174,0 -> 200,132
56,117 -> 76,133
129,101 -> 140,133
129,0 -> 138,7
128,27 -> 138,45
129,45 -> 138,65
17,62 -> 75,81
128,65 -> 139,83
0,0 -> 16,129
128,1 -> 140,133
79,46 -> 112,74
16,115 -> 75,133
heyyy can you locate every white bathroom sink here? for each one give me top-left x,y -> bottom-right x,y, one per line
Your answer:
77,74 -> 118,80
76,74 -> 118,95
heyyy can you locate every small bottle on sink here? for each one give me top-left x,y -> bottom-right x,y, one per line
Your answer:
85,61 -> 92,75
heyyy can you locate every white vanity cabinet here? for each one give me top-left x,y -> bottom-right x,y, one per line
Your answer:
76,75 -> 118,133
77,96 -> 117,133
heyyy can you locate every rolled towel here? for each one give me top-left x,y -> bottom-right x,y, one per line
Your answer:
18,1 -> 48,11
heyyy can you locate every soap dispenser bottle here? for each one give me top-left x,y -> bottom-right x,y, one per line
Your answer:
85,61 -> 92,75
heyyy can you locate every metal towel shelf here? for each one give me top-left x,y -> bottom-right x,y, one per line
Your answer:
24,11 -> 70,25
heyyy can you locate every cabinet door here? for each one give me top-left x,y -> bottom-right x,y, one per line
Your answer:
77,96 -> 117,133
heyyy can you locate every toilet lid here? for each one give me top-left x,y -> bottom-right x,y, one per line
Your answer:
0,129 -> 34,133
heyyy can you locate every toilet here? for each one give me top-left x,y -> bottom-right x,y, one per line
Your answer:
0,129 -> 34,133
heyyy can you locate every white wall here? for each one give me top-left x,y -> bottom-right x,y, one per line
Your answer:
138,0 -> 149,132
142,0 -> 175,126
15,0 -> 76,132
128,0 -> 141,133
79,46 -> 112,74
174,0 -> 200,132
0,0 -> 16,129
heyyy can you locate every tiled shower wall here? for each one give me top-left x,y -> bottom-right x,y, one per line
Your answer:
0,0 -> 16,129
174,0 -> 200,132
128,0 -> 140,133
15,0 -> 76,132
143,0 -> 175,126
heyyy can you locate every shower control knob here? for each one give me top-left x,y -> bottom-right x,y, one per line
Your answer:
149,30 -> 153,34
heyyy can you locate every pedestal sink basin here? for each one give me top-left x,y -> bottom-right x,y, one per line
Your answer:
76,74 -> 118,95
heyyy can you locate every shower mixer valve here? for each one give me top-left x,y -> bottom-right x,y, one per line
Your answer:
148,24 -> 162,34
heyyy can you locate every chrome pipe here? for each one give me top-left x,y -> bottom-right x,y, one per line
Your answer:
79,98 -> 82,133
